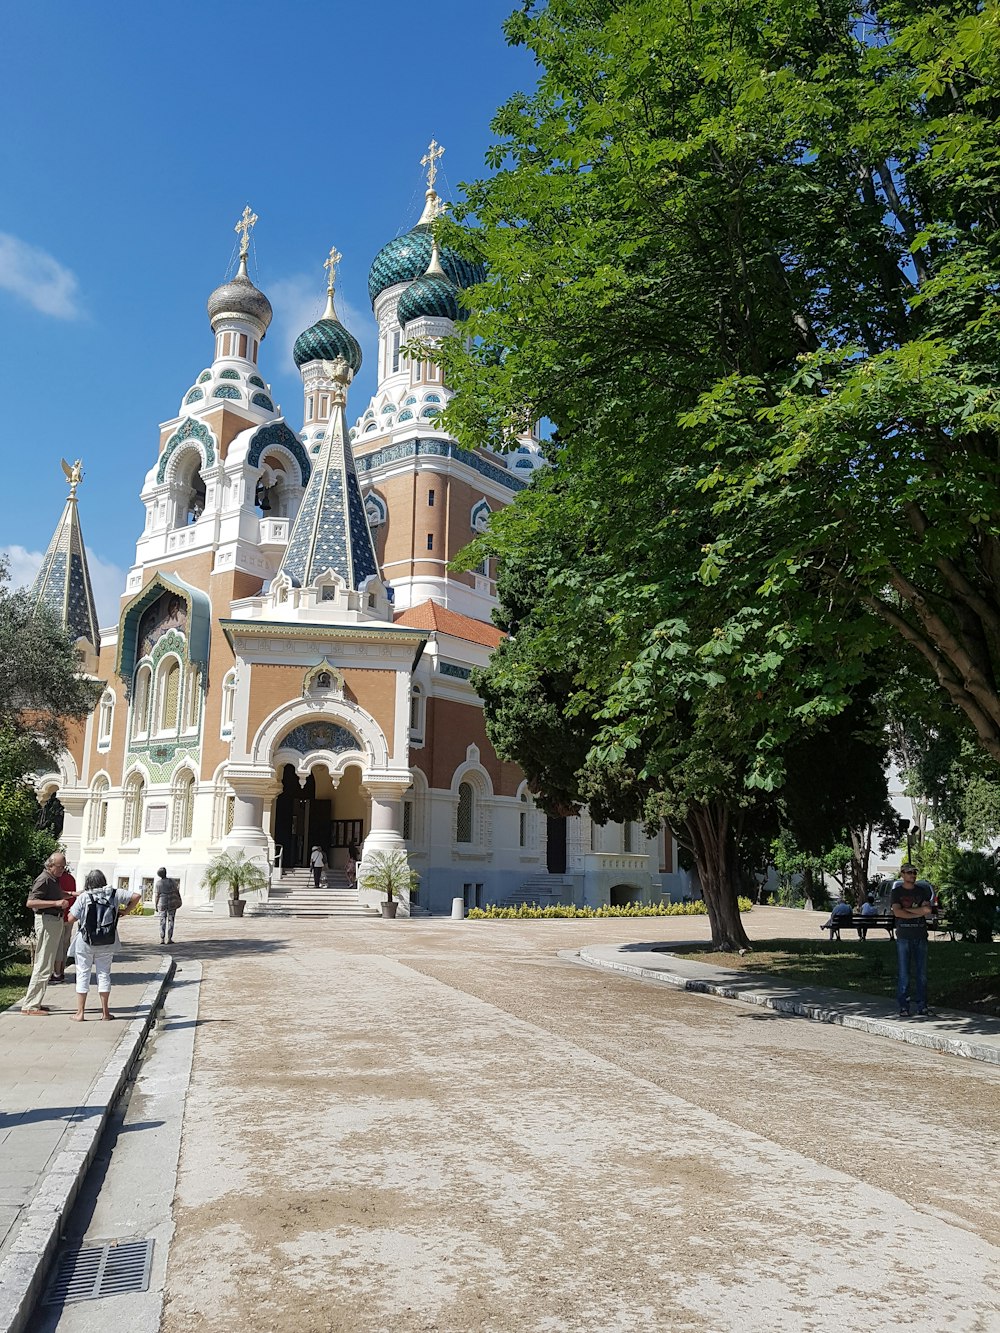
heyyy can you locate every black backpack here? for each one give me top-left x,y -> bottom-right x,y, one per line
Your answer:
81,889 -> 119,946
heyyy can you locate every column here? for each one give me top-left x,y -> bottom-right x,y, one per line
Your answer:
361,772 -> 412,857
223,766 -> 278,858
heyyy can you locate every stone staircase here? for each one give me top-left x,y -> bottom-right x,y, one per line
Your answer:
501,875 -> 574,908
254,867 -> 379,919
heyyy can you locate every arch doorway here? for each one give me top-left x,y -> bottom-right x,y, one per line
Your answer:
272,761 -> 366,870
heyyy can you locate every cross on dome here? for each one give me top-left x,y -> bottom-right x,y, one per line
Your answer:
420,139 -> 444,192
235,205 -> 258,258
324,245 -> 342,293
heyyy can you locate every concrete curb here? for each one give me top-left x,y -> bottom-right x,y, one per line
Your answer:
0,954 -> 175,1333
575,947 -> 1000,1067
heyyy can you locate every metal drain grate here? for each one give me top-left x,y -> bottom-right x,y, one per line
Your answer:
45,1238 -> 154,1304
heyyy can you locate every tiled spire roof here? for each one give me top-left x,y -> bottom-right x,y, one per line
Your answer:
30,459 -> 100,649
278,363 -> 380,591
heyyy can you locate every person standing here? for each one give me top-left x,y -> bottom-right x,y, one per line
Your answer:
21,852 -> 70,1014
51,863 -> 78,984
69,870 -> 141,1021
890,864 -> 933,1017
154,867 -> 182,944
309,844 -> 327,889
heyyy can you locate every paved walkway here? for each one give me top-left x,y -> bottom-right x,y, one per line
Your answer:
1,908 -> 998,1331
0,947 -> 171,1333
577,942 -> 1000,1065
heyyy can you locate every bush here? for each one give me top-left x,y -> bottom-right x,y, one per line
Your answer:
0,766 -> 57,959
467,898 -> 754,920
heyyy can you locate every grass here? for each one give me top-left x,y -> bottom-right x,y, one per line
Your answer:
682,938 -> 1000,1016
0,957 -> 31,1010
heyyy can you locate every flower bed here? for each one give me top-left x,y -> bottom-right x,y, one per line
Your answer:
466,898 -> 754,920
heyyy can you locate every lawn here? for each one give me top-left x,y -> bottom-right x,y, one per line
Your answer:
0,957 -> 32,1010
682,938 -> 1000,1016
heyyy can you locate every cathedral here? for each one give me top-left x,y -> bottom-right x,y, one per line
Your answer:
30,147 -> 682,915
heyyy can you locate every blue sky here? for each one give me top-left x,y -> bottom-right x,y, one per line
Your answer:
0,0 -> 534,624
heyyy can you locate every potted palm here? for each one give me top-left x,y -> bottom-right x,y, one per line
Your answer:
204,848 -> 268,917
358,848 -> 419,919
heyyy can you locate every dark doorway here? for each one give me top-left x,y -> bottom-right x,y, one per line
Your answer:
546,816 -> 567,875
274,765 -> 332,869
610,884 -> 636,907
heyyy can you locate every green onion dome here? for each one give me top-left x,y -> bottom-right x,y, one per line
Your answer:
397,272 -> 461,326
368,224 -> 484,306
293,316 -> 363,373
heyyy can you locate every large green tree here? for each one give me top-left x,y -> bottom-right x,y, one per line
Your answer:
439,0 -> 1000,769
0,560 -> 101,956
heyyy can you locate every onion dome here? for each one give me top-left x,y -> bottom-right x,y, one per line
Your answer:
369,225 -> 483,306
207,253 -> 273,333
397,233 -> 462,326
293,260 -> 362,373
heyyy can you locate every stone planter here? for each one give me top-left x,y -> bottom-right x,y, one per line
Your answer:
228,899 -> 247,918
380,900 -> 398,919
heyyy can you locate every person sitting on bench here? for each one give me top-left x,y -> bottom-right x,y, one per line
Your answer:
859,893 -> 878,939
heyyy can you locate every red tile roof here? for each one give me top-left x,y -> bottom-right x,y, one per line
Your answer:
394,600 -> 505,648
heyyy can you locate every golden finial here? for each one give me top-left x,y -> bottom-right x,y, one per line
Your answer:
235,205 -> 258,260
322,245 -> 342,320
420,138 -> 445,192
60,457 -> 84,500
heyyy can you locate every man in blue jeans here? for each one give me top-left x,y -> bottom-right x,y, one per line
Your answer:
890,864 -> 933,1017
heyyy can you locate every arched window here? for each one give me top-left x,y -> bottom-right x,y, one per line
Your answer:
173,451 -> 206,528
122,773 -> 145,843
97,691 -> 114,747
184,666 -> 200,731
171,769 -> 195,842
456,782 -> 474,844
88,777 -> 109,843
220,669 -> 237,736
159,660 -> 181,732
133,666 -> 152,737
409,685 -> 424,739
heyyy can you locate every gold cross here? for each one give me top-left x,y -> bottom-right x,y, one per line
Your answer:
420,138 -> 445,192
234,205 -> 258,257
323,245 -> 342,291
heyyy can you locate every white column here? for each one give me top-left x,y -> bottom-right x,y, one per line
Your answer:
361,773 -> 411,857
223,766 -> 277,857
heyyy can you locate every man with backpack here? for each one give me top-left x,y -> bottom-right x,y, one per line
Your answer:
68,869 -> 141,1021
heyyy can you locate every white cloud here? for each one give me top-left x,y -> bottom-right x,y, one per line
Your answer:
269,274 -> 376,380
0,232 -> 82,319
1,544 -> 127,629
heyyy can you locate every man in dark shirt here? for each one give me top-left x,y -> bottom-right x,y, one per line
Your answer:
21,852 -> 71,1014
890,864 -> 933,1018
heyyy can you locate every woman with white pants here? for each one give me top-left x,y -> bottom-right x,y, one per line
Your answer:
69,870 -> 141,1021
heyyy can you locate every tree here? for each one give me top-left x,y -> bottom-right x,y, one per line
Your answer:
0,559 -> 101,957
203,849 -> 268,903
437,0 -> 1000,827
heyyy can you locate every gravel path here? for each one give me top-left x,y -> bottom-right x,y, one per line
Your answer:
160,912 -> 1000,1332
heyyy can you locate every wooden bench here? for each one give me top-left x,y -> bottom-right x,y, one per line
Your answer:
825,913 -> 895,940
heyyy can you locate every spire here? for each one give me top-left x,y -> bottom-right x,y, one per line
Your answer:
30,459 -> 100,650
417,137 -> 446,224
279,360 -> 380,592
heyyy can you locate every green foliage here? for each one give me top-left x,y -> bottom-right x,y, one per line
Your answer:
357,849 -> 420,904
0,559 -> 102,773
203,849 -> 268,902
917,837 -> 999,942
466,897 -> 753,919
0,746 -> 57,959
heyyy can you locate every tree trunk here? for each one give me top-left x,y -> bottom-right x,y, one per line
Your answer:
684,802 -> 752,950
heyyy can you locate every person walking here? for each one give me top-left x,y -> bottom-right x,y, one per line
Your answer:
69,870 -> 141,1021
890,864 -> 934,1017
309,844 -> 327,890
154,867 -> 182,944
21,852 -> 71,1015
51,862 -> 78,984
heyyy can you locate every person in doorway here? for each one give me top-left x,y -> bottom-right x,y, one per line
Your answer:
890,864 -> 934,1017
51,862 -> 78,983
21,852 -> 71,1014
69,870 -> 141,1021
309,844 -> 327,889
154,867 -> 182,944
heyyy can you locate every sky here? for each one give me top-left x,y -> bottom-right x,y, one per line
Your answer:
0,0 -> 536,625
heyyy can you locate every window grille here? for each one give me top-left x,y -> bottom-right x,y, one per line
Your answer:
161,663 -> 180,730
402,800 -> 413,841
457,782 -> 474,843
